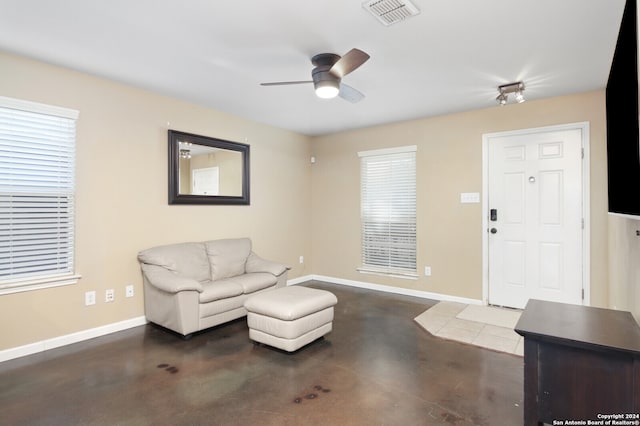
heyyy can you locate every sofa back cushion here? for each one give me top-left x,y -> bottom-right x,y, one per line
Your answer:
138,242 -> 210,283
205,238 -> 251,281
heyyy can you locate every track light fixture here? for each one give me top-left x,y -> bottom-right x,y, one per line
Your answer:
496,82 -> 526,105
178,141 -> 192,159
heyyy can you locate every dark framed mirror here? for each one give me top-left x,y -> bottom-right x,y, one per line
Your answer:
168,130 -> 250,205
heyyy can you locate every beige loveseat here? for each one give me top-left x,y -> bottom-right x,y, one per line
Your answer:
137,238 -> 288,337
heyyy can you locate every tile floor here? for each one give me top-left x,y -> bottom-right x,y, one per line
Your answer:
414,301 -> 524,356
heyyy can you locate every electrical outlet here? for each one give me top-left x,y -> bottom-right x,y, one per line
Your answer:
299,256 -> 304,264
85,291 -> 96,306
125,285 -> 134,298
105,289 -> 115,303
424,266 -> 432,276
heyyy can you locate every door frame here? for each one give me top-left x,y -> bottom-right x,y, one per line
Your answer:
481,122 -> 591,307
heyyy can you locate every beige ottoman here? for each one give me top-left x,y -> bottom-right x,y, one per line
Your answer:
244,286 -> 338,352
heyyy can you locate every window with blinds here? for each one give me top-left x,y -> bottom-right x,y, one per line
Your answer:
358,146 -> 417,277
0,96 -> 80,294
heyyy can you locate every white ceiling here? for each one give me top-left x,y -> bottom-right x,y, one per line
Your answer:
0,0 -> 627,136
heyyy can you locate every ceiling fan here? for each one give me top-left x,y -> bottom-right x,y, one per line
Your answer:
260,48 -> 370,103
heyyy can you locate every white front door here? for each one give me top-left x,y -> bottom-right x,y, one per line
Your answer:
192,167 -> 219,195
486,125 -> 586,309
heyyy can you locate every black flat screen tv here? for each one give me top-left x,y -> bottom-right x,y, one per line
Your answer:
607,0 -> 640,219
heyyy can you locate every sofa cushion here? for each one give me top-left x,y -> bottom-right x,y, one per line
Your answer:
244,286 -> 338,321
226,272 -> 277,294
199,280 -> 244,303
245,252 -> 288,276
138,242 -> 210,283
205,238 -> 251,281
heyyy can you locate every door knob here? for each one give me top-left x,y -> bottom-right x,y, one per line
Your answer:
490,228 -> 498,234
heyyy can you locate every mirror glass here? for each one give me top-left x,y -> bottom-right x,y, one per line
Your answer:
168,130 -> 250,205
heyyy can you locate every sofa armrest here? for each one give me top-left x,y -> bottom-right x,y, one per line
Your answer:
140,264 -> 203,294
246,252 -> 289,277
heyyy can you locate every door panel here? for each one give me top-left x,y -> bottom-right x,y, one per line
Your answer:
488,128 -> 583,309
539,170 -> 562,224
504,172 -> 525,223
504,241 -> 525,287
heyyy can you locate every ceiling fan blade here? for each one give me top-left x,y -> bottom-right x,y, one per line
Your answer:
339,83 -> 365,103
330,48 -> 370,78
260,81 -> 313,86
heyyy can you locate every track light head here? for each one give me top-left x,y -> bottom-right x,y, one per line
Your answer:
496,82 -> 525,105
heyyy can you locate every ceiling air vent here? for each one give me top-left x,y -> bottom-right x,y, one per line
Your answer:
362,0 -> 420,26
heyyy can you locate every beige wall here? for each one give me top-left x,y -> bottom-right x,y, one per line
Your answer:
311,91 -> 610,306
609,215 -> 640,320
0,52 -> 312,350
216,150 -> 244,195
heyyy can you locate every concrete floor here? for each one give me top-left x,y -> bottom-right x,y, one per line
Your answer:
0,282 -> 524,425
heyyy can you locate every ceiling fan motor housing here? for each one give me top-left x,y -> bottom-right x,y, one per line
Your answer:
312,67 -> 340,84
312,53 -> 342,85
311,53 -> 340,68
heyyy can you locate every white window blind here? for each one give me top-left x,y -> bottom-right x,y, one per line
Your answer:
0,97 -> 79,293
359,146 -> 417,276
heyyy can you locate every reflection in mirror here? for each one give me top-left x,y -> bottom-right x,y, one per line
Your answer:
168,130 -> 250,205
178,143 -> 243,196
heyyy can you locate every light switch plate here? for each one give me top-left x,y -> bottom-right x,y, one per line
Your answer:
460,192 -> 480,204
85,291 -> 96,306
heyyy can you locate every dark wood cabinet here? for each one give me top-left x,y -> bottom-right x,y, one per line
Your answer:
515,299 -> 640,425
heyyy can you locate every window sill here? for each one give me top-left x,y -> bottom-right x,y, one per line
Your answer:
357,267 -> 418,280
0,274 -> 82,295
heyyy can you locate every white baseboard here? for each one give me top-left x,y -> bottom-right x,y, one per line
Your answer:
287,274 -> 313,286
295,274 -> 483,305
0,316 -> 147,363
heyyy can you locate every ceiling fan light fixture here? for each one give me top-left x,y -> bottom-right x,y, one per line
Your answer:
261,48 -> 369,103
315,80 -> 340,99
